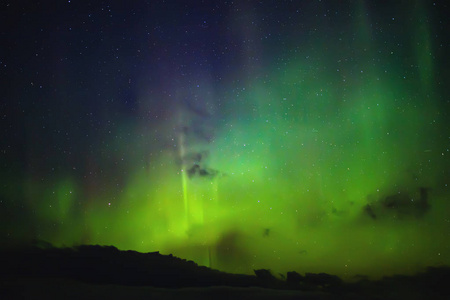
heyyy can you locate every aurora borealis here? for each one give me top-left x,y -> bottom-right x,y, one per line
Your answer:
1,0 -> 449,280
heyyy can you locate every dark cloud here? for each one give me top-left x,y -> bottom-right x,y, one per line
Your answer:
363,204 -> 377,220
187,164 -> 220,179
214,231 -> 251,270
363,187 -> 431,220
180,150 -> 221,179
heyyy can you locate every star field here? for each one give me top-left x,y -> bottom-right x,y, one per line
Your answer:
0,0 -> 449,279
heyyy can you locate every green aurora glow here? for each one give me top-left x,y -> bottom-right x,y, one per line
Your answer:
1,0 -> 448,281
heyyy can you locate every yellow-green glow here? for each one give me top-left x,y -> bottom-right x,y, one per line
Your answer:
2,0 -> 448,282
26,61 -> 448,278
56,62 -> 446,279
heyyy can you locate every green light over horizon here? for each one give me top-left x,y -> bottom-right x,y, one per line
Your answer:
2,1 -> 448,281
23,55 -> 448,279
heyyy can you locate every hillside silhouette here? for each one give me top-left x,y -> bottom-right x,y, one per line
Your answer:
1,242 -> 449,299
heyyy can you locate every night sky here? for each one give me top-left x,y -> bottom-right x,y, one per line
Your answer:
1,0 -> 449,280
